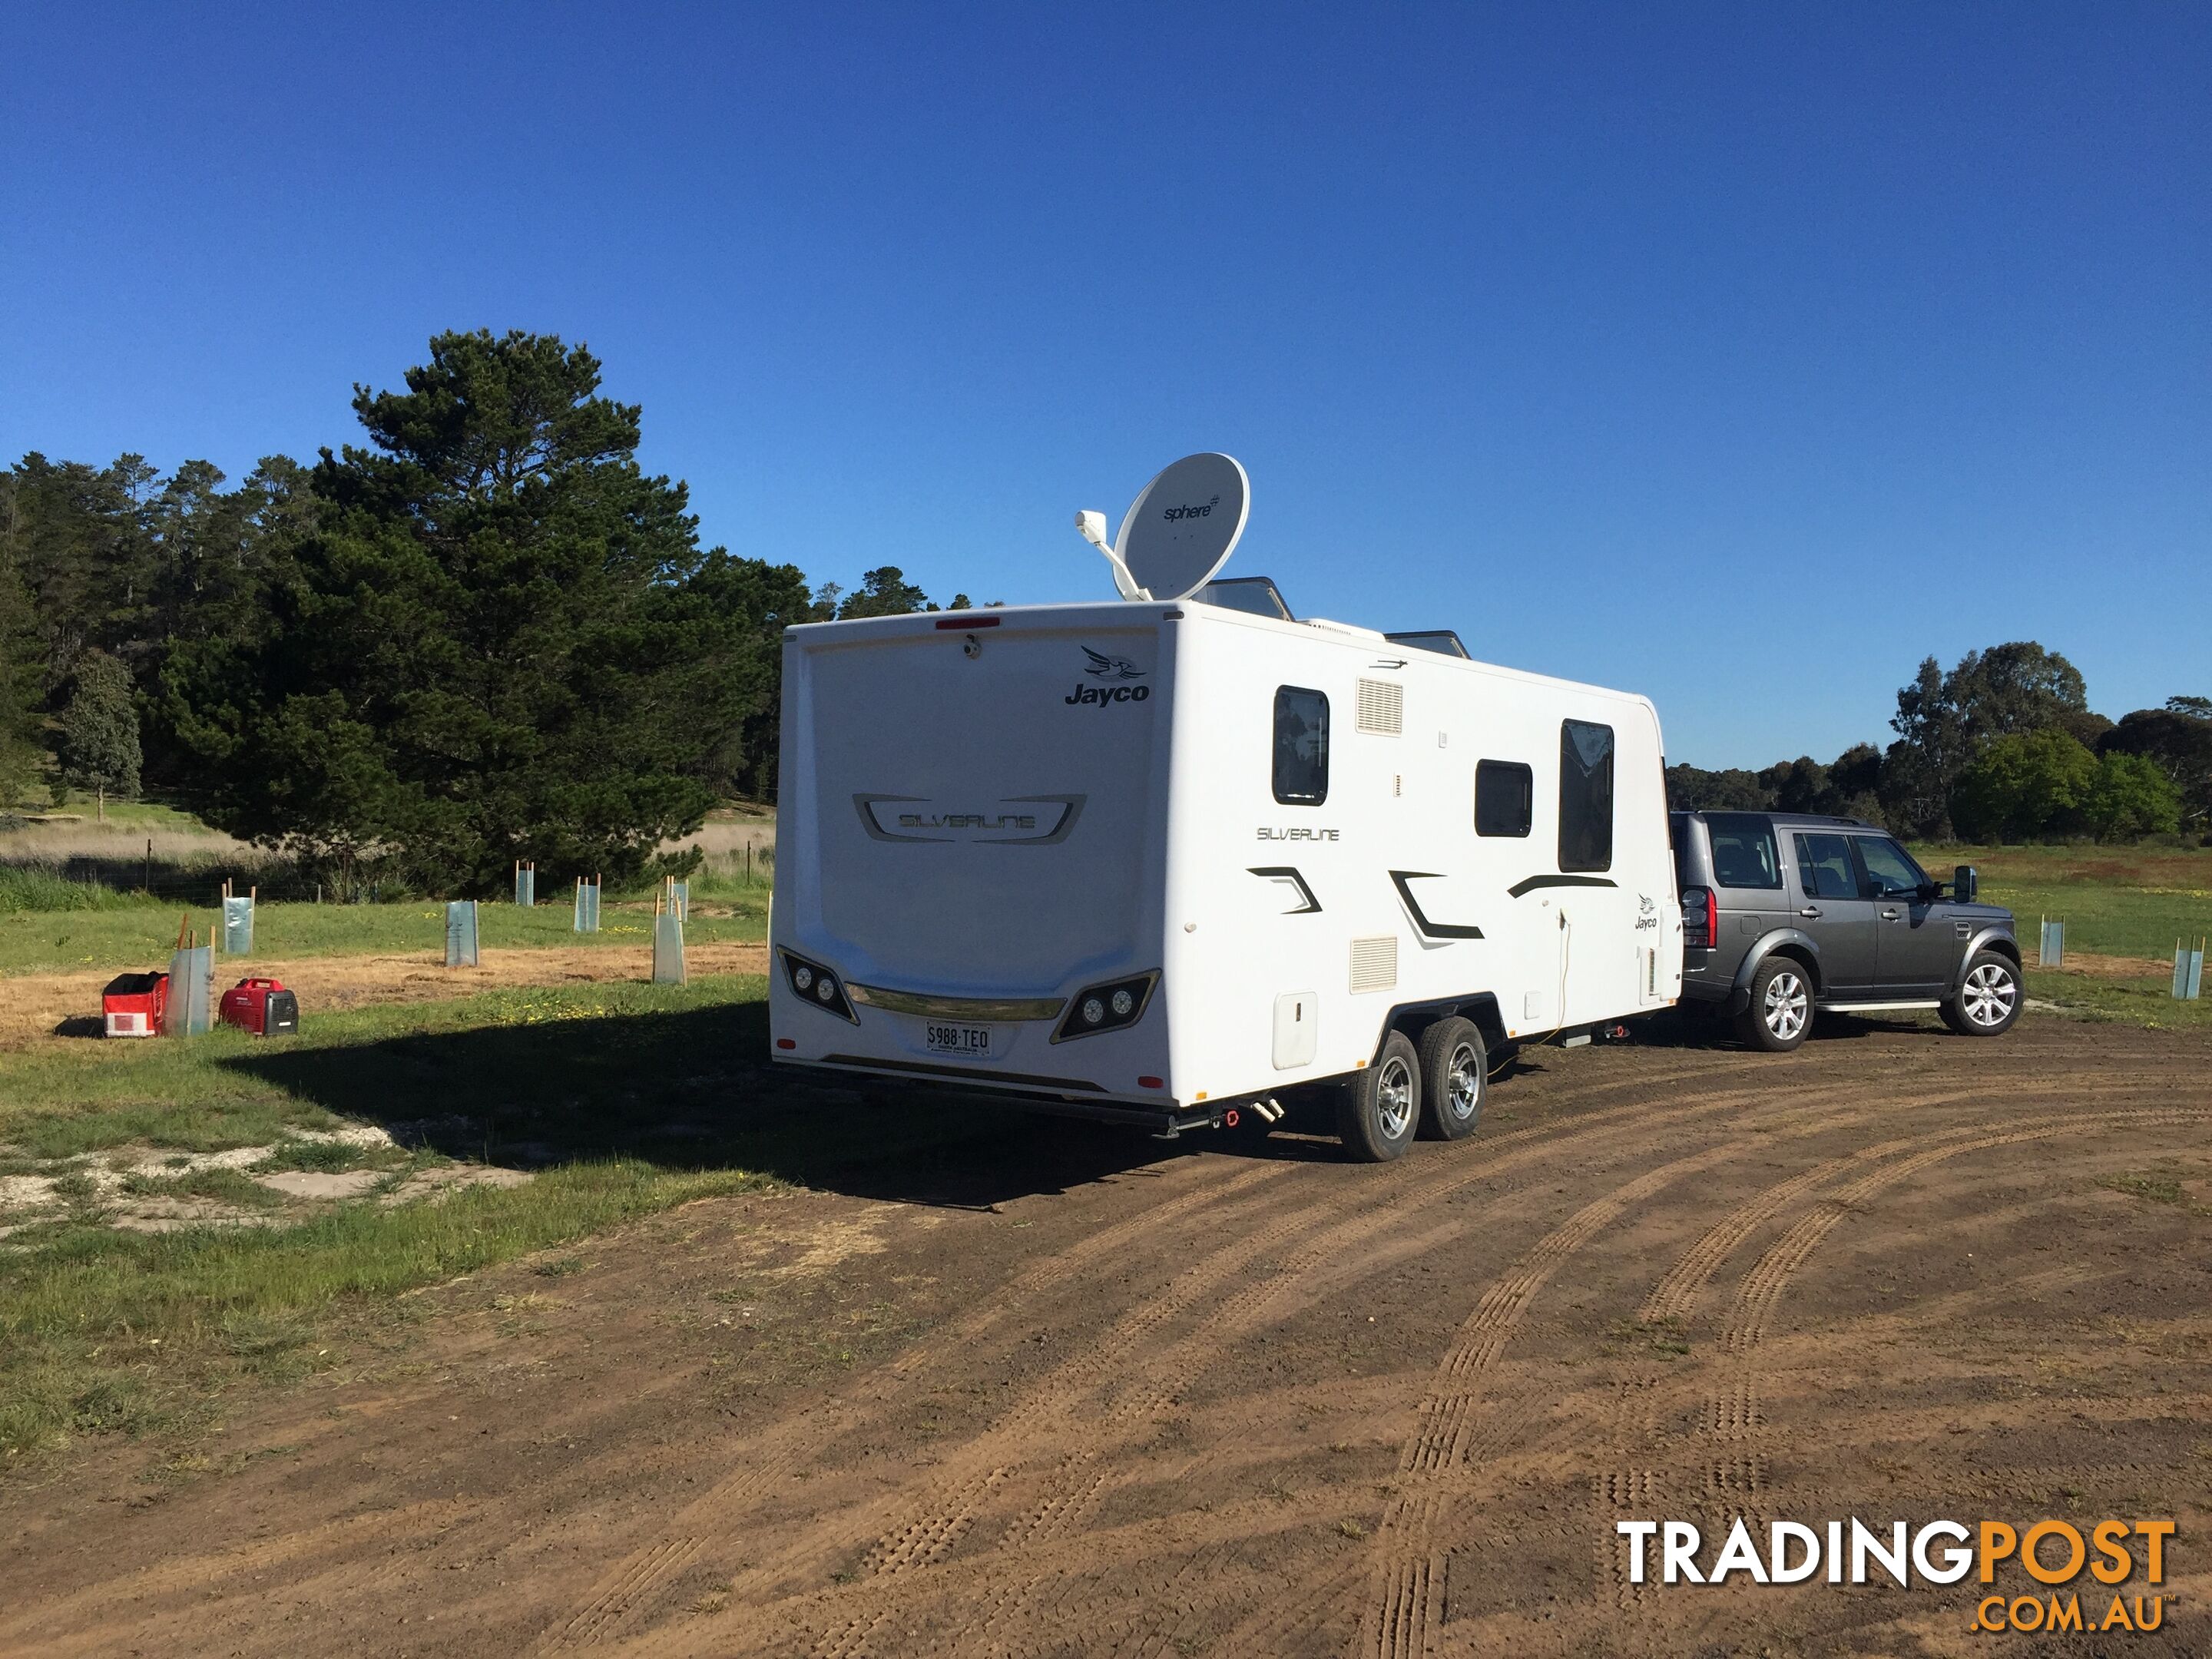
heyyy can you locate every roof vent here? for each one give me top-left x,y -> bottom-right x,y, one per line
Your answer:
1356,678 -> 1403,736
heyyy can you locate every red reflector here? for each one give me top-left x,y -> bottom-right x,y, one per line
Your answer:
1223,1108 -> 1240,1128
935,614 -> 1001,629
1138,1075 -> 1164,1089
775,1038 -> 796,1050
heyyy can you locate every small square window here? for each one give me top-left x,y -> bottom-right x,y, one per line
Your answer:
1475,760 -> 1532,837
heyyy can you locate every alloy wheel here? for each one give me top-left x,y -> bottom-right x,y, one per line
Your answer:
1376,1058 -> 1416,1141
1444,1041 -> 1481,1121
1961,962 -> 2017,1028
1764,972 -> 1809,1042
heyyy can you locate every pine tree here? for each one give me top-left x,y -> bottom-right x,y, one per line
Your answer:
163,329 -> 784,892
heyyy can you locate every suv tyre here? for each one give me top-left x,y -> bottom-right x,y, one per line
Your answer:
1736,955 -> 1813,1052
1941,950 -> 2022,1037
1416,1017 -> 1485,1141
1339,1030 -> 1422,1162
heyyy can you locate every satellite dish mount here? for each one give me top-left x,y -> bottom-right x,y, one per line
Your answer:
1076,452 -> 1250,603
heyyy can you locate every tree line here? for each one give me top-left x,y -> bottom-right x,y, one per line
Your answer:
1667,641 -> 2210,843
0,329 -> 977,894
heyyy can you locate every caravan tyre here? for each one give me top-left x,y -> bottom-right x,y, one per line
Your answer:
1338,1030 -> 1421,1163
1416,1017 -> 1485,1141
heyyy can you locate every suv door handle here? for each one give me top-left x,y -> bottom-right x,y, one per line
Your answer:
1799,906 -> 1822,919
1879,908 -> 1901,920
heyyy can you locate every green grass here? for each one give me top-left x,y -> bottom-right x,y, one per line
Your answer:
1914,843 -> 2212,959
0,971 -> 1081,1470
0,890 -> 769,975
0,866 -> 152,914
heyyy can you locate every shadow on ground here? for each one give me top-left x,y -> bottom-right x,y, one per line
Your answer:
219,999 -> 1305,1209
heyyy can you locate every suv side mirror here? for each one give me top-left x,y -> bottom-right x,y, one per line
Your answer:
1952,864 -> 1977,903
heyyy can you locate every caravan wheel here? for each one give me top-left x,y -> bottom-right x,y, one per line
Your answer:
1416,1017 -> 1485,1141
1338,1030 -> 1421,1163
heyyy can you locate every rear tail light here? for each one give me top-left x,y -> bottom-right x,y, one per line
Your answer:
778,950 -> 857,1022
1052,972 -> 1159,1042
1684,887 -> 1717,949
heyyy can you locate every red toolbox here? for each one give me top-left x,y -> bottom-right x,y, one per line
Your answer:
219,977 -> 300,1037
102,972 -> 169,1038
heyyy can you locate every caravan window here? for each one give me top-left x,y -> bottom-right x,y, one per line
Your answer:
1558,720 -> 1614,873
1475,760 -> 1532,836
1272,687 -> 1329,805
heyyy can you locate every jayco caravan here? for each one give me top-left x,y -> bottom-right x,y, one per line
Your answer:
770,455 -> 1684,1160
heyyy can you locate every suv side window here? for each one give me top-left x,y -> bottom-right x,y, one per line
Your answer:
1272,687 -> 1329,805
1856,836 -> 1928,899
1704,813 -> 1782,889
1793,832 -> 1859,901
1558,720 -> 1614,873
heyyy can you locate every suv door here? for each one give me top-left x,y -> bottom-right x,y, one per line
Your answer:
1854,835 -> 1955,996
1790,830 -> 1877,993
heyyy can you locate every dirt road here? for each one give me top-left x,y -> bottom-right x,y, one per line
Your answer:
5,1016 -> 2208,1656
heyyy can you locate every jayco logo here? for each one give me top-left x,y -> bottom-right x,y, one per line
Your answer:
1161,495 -> 1220,522
1066,684 -> 1149,707
1068,646 -> 1149,707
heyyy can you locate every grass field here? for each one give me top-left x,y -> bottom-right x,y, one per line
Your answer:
0,891 -> 771,977
0,972 -> 1029,1466
1912,843 -> 2212,1029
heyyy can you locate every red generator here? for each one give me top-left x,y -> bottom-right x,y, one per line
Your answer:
220,977 -> 300,1037
102,972 -> 170,1038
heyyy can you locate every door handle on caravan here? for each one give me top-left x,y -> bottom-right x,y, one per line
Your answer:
1799,906 -> 1822,919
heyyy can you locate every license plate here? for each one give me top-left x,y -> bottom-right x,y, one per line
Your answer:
925,1023 -> 994,1058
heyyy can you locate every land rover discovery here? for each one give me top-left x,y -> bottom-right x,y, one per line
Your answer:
1670,811 -> 2022,1051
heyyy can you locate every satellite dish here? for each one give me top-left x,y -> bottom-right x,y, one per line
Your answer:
1076,453 -> 1250,601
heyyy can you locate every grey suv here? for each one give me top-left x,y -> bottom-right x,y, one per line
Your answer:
1670,811 -> 2023,1051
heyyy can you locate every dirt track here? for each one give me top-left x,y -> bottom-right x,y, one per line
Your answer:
4,1016 -> 2209,1656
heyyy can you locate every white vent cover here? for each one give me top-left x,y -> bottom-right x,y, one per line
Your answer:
1349,935 -> 1399,993
1356,678 -> 1403,735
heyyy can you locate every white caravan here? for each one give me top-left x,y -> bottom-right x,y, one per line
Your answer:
770,455 -> 1683,1159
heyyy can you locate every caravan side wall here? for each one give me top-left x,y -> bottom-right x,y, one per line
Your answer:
1161,610 -> 1681,1104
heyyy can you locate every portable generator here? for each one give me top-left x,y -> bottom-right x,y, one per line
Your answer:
219,976 -> 299,1037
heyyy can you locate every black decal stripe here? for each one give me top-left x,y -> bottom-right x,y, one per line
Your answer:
1389,870 -> 1485,939
1508,874 -> 1618,897
1248,866 -> 1322,915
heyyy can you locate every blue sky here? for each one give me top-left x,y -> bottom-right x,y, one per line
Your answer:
4,3 -> 2204,766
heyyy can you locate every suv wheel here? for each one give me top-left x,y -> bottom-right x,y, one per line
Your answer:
1941,951 -> 2022,1036
1416,1017 -> 1485,1141
1736,956 -> 1812,1052
1338,1030 -> 1421,1162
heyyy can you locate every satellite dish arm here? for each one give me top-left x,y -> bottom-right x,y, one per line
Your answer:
1075,511 -> 1151,601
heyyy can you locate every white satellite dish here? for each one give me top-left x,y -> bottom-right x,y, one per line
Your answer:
1075,452 -> 1250,601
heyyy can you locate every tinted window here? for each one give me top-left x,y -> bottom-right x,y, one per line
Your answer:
1272,687 -> 1329,805
1475,760 -> 1533,836
1558,720 -> 1614,873
1705,813 -> 1783,889
1793,833 -> 1859,901
1856,836 -> 1927,899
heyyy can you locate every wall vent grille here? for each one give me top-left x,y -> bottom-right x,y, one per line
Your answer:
1356,678 -> 1403,735
1349,935 -> 1399,993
